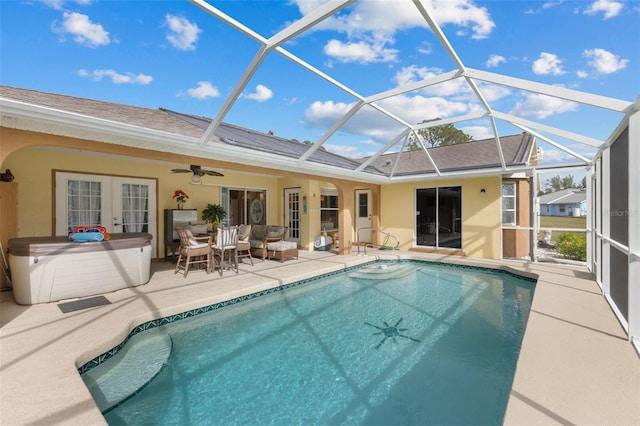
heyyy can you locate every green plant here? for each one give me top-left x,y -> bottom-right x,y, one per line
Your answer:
555,232 -> 586,261
201,203 -> 226,226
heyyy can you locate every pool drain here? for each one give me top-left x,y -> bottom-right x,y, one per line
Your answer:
365,318 -> 420,349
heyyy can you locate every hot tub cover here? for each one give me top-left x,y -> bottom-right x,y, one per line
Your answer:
8,233 -> 152,257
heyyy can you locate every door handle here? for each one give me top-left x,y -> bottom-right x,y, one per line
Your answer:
114,223 -> 122,226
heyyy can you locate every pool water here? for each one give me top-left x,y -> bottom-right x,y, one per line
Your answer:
83,261 -> 535,425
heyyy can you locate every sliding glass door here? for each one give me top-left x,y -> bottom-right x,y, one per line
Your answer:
415,186 -> 462,249
222,187 -> 266,226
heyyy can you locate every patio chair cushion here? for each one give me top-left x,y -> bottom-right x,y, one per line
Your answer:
238,224 -> 251,242
248,225 -> 288,258
251,226 -> 267,241
266,241 -> 297,251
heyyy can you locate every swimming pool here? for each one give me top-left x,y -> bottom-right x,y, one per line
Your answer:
81,260 -> 536,425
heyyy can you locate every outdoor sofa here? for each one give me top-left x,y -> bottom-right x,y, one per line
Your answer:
248,225 -> 288,259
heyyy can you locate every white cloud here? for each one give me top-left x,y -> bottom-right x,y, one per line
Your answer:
486,54 -> 506,68
42,0 -> 95,10
378,94 -> 469,124
584,0 -> 624,19
304,93 -> 469,145
576,70 -> 589,78
393,65 -> 438,87
391,66 -> 510,104
417,42 -> 433,55
476,83 -> 511,102
244,84 -> 273,102
187,81 -> 219,99
510,93 -> 579,119
292,0 -> 495,67
305,100 -> 404,143
55,12 -> 110,47
305,100 -> 355,129
77,69 -> 152,84
583,48 -> 628,74
461,126 -> 493,140
543,1 -> 563,9
42,0 -> 66,9
323,38 -> 398,63
392,66 -> 470,98
322,144 -> 364,159
422,0 -> 495,40
165,14 -> 201,51
532,52 -> 566,75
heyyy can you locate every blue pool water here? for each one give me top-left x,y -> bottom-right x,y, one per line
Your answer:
82,261 -> 535,425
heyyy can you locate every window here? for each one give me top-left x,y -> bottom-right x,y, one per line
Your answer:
559,204 -> 566,213
67,179 -> 102,230
502,182 -> 516,225
320,187 -> 338,230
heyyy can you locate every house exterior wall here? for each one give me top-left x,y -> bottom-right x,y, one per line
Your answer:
3,144 -> 282,259
541,202 -> 584,216
380,176 -> 502,259
3,127 -> 517,261
503,178 -> 531,259
277,177 -> 320,251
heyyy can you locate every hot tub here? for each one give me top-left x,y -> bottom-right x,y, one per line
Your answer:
8,233 -> 152,305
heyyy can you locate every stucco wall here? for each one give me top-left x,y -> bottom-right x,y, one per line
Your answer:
503,178 -> 532,259
3,145 -> 282,258
380,176 -> 502,259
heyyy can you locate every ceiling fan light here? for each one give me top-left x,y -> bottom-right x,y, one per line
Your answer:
190,173 -> 201,183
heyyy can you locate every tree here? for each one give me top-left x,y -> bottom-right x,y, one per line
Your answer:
407,118 -> 472,150
300,139 -> 326,151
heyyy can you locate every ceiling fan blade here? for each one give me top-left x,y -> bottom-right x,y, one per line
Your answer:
172,165 -> 223,177
202,170 -> 224,177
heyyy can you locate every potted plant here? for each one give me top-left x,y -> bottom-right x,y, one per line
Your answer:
201,203 -> 226,231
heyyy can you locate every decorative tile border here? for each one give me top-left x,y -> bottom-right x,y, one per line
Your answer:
78,259 -> 536,375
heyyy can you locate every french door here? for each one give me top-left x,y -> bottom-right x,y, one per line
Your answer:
355,189 -> 372,243
284,188 -> 301,245
55,172 -> 157,257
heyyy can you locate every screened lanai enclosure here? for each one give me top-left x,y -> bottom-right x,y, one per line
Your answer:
187,0 -> 640,353
1,0 -> 638,352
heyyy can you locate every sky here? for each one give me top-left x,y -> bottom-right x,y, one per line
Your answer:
1,0 -> 638,168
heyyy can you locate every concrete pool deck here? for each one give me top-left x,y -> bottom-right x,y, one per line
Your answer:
1,250 -> 638,425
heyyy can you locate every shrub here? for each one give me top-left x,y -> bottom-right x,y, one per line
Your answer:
556,233 -> 587,261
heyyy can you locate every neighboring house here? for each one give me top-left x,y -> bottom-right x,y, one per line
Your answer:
1,85 -> 539,268
539,189 -> 587,217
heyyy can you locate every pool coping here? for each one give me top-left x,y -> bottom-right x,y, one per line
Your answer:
1,250 -> 638,425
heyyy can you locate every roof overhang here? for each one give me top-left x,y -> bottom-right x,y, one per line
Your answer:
1,97 -> 394,184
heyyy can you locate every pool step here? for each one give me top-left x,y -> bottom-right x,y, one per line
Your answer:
82,331 -> 172,412
348,263 -> 415,280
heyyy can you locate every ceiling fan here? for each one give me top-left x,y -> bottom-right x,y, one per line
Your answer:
171,165 -> 224,183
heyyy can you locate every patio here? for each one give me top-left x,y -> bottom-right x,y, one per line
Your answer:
1,250 -> 637,425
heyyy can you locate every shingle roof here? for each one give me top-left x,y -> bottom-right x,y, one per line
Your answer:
1,85 -> 535,178
363,133 -> 535,176
161,109 -> 375,172
0,85 -> 204,138
1,85 -> 383,175
539,188 -> 586,205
